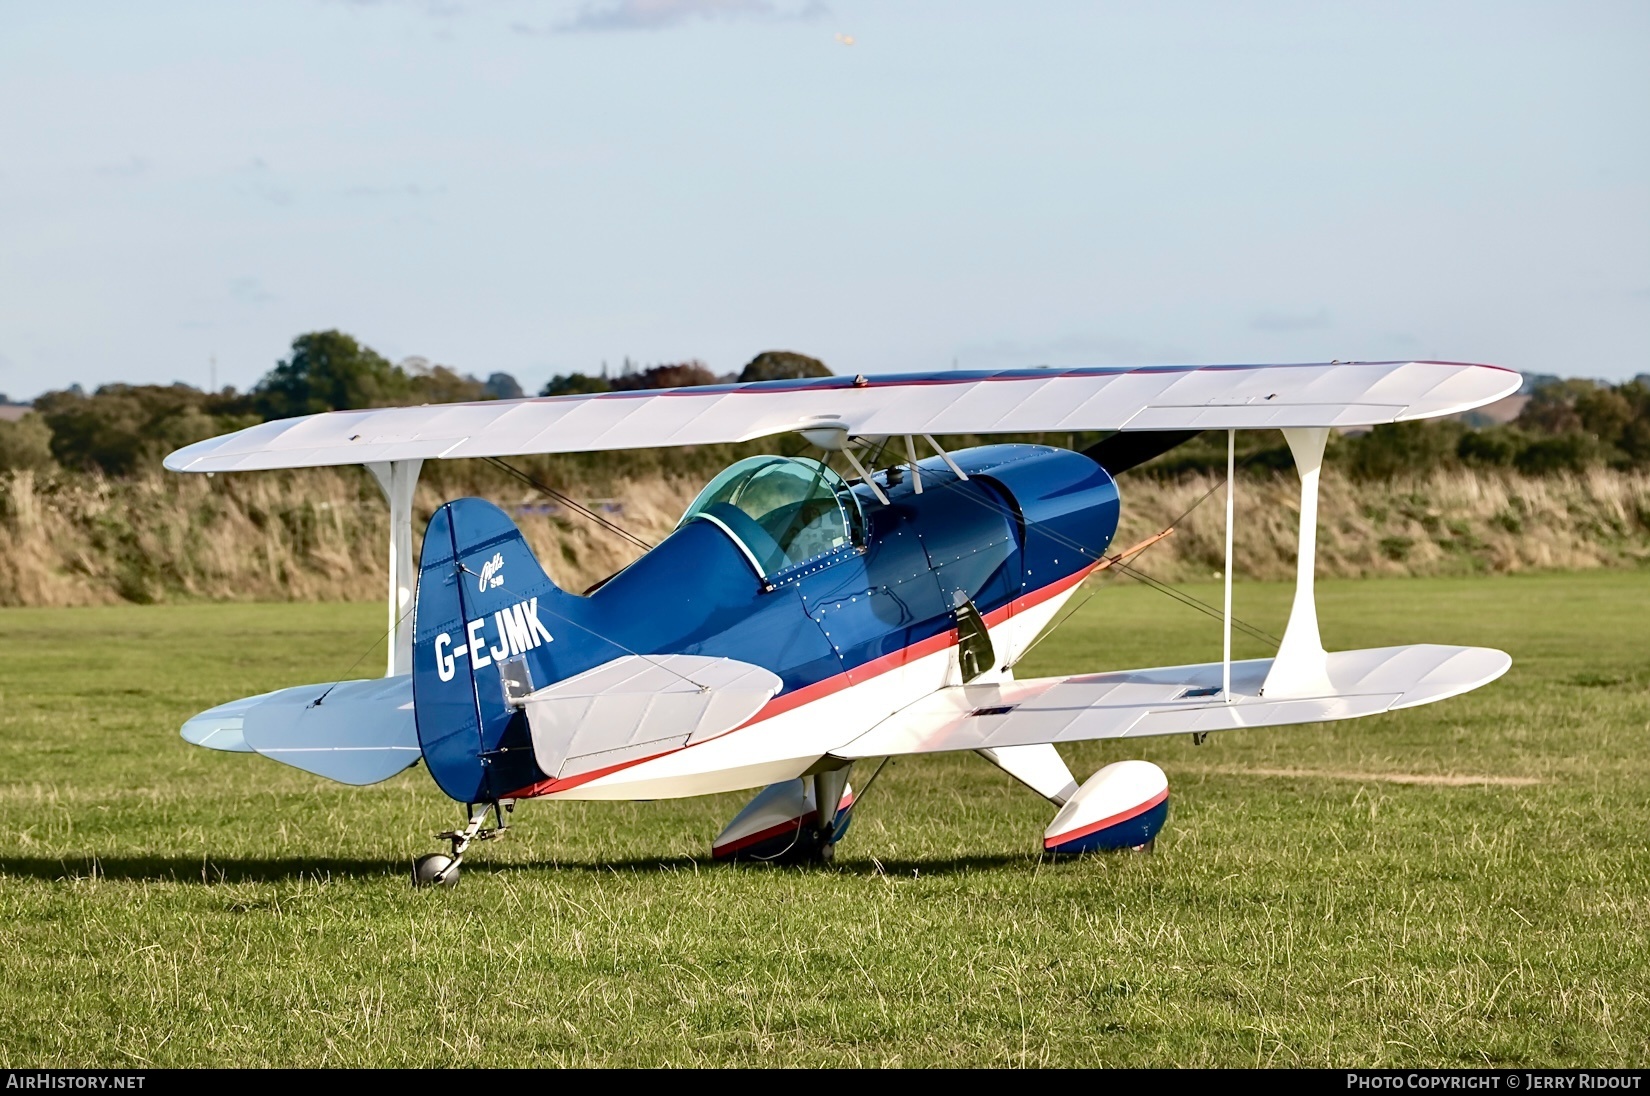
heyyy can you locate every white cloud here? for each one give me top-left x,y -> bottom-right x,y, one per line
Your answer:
551,0 -> 827,34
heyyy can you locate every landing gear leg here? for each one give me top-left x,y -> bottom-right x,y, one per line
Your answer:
803,766 -> 852,866
412,799 -> 513,888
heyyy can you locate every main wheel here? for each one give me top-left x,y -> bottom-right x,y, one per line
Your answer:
412,853 -> 459,888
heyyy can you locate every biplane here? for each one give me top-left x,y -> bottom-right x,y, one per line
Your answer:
164,361 -> 1518,885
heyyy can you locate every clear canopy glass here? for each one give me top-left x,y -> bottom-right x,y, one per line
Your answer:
679,456 -> 863,578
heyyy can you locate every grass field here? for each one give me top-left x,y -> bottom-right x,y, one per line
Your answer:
0,571 -> 1646,1066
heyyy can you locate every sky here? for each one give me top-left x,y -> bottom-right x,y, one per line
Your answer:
1,0 -> 1646,400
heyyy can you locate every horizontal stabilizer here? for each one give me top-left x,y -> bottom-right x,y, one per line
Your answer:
524,655 -> 783,781
181,692 -> 269,753
834,644 -> 1511,759
181,676 -> 420,786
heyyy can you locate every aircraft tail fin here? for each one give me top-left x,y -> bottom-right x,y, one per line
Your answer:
412,497 -> 589,803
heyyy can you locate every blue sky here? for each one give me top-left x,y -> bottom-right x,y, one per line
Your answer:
1,0 -> 1646,399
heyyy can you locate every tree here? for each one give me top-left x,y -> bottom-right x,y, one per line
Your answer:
1574,386 -> 1633,444
1616,380 -> 1650,463
1515,433 -> 1604,475
400,358 -> 488,404
738,350 -> 832,383
610,361 -> 719,391
484,372 -> 524,400
541,372 -> 612,397
1516,378 -> 1597,435
251,331 -> 411,419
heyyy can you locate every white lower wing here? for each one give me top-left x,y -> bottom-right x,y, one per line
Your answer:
180,676 -> 420,786
833,645 -> 1510,759
523,655 -> 783,781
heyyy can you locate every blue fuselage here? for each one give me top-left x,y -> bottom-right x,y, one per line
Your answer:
414,444 -> 1121,803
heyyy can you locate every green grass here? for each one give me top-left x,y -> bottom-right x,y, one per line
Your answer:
0,571 -> 1646,1066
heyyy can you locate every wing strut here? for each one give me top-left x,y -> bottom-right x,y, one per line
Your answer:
922,435 -> 968,480
366,458 -> 423,677
839,442 -> 890,505
1260,427 -> 1333,698
1222,428 -> 1234,702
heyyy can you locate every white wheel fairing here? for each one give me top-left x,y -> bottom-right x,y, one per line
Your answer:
1045,761 -> 1170,853
712,779 -> 856,860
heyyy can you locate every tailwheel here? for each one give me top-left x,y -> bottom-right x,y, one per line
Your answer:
412,800 -> 512,888
412,853 -> 459,888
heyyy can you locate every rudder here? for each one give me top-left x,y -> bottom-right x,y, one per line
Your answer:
412,498 -> 595,803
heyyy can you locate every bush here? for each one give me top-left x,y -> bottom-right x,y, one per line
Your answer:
1515,433 -> 1606,475
33,385 -> 258,476
1457,426 -> 1522,468
1341,420 -> 1468,480
0,414 -> 57,473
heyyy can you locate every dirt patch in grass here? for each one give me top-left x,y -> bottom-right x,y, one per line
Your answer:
1195,766 -> 1542,787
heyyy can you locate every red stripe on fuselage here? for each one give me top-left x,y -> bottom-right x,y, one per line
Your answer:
504,562 -> 1101,799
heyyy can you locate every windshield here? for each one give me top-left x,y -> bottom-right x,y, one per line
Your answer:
679,456 -> 863,578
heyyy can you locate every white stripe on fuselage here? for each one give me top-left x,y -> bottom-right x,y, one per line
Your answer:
540,586 -> 1080,801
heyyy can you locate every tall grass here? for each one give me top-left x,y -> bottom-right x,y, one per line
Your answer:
1,462 -> 1646,607
1115,466 -> 1650,582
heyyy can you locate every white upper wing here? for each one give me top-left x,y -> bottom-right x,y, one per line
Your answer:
165,361 -> 1519,473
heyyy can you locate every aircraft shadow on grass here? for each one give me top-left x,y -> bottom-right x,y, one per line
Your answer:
0,852 -> 1038,885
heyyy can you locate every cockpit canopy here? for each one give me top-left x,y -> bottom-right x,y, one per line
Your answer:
679,456 -> 865,580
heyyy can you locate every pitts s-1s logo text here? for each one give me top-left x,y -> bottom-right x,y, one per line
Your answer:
477,551 -> 506,592
432,597 -> 554,682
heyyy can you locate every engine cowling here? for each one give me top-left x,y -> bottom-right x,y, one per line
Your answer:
1043,760 -> 1168,853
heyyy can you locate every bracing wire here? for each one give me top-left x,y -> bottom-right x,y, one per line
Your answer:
909,446 -> 1285,657
318,443 -> 1272,708
1109,558 -> 1281,646
309,596 -> 417,707
460,563 -> 713,692
927,469 -> 1280,645
850,756 -> 893,806
484,456 -> 655,552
